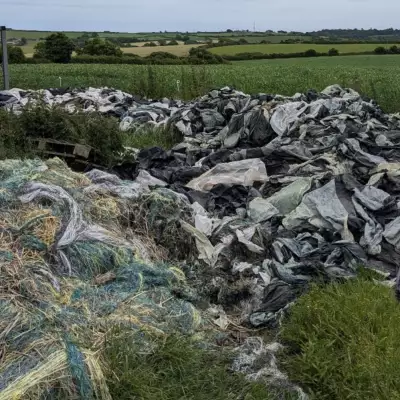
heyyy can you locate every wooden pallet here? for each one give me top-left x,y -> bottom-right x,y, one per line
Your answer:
29,138 -> 103,169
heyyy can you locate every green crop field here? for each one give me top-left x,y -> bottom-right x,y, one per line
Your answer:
1,55 -> 399,112
209,43 -> 399,55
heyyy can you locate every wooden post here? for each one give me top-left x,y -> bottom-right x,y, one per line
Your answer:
1,26 -> 10,90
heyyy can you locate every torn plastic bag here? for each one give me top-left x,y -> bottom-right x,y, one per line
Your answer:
383,216 -> 400,249
353,186 -> 391,211
339,138 -> 386,167
283,179 -> 353,241
352,197 -> 383,255
247,198 -> 280,223
236,226 -> 264,254
191,202 -> 220,236
134,170 -> 167,188
250,280 -> 304,322
270,101 -> 308,136
265,177 -> 313,215
186,158 -> 268,192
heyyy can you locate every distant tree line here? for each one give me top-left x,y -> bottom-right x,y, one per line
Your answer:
305,28 -> 400,40
221,47 -> 400,61
21,33 -> 224,65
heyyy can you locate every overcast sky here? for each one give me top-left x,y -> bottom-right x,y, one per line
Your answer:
2,0 -> 399,33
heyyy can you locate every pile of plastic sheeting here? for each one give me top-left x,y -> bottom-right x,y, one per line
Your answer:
4,84 -> 400,398
104,84 -> 400,329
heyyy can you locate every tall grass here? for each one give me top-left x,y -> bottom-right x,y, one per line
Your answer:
280,279 -> 400,400
104,328 -> 271,400
2,55 -> 400,112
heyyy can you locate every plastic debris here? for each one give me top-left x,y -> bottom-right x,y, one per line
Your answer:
4,84 -> 400,398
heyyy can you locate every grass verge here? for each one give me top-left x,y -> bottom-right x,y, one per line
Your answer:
104,328 -> 271,400
280,279 -> 400,400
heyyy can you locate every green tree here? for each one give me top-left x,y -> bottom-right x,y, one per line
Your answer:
76,37 -> 123,57
374,46 -> 387,55
33,41 -> 47,59
328,48 -> 339,56
43,33 -> 75,63
20,37 -> 28,46
304,49 -> 318,57
0,45 -> 26,63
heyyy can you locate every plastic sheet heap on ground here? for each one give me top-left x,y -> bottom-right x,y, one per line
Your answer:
2,84 -> 400,399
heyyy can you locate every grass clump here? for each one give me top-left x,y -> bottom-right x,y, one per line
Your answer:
104,329 -> 270,400
280,279 -> 400,400
122,125 -> 182,150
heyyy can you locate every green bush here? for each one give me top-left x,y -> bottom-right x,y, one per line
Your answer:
304,49 -> 318,57
0,103 -> 125,167
147,51 -> 179,60
280,279 -> 400,400
104,329 -> 271,400
0,45 -> 26,63
33,41 -> 46,59
76,37 -> 123,57
328,48 -> 339,56
184,39 -> 200,45
0,109 -> 31,159
375,46 -> 388,54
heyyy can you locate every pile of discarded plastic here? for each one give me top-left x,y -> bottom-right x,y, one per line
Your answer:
1,84 -> 400,399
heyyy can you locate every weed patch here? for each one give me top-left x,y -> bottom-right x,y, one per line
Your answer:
104,329 -> 271,400
280,280 -> 400,400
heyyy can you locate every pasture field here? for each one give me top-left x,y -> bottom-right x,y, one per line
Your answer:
209,43 -> 400,55
122,44 -> 202,56
1,55 -> 399,112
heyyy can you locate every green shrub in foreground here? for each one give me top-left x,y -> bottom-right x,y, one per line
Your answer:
104,330 -> 270,400
280,280 -> 400,400
0,105 -> 125,166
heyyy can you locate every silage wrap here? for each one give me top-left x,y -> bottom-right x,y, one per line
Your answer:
0,158 -> 202,399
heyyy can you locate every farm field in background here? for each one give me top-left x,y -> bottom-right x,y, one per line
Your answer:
122,44 -> 202,56
1,55 -> 399,112
232,54 -> 400,66
209,43 -> 400,55
8,29 -> 311,43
